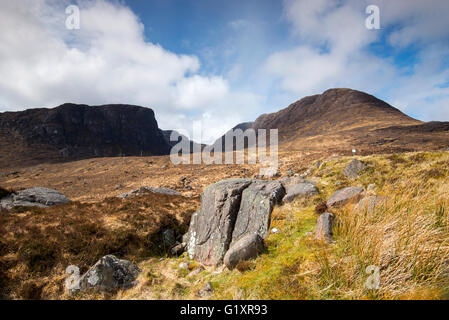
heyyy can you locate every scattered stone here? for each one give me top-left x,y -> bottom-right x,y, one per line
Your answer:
117,186 -> 180,198
75,255 -> 140,293
315,212 -> 334,243
197,282 -> 214,298
0,187 -> 70,210
115,184 -> 124,190
355,195 -> 387,213
327,186 -> 365,208
342,159 -> 366,179
283,182 -> 319,203
286,168 -> 295,177
367,184 -> 377,191
187,265 -> 205,278
224,234 -> 265,270
314,161 -> 322,169
179,262 -> 190,269
170,242 -> 186,256
271,228 -> 280,234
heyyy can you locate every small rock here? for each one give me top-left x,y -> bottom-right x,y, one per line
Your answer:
271,228 -> 280,234
187,266 -> 205,278
0,187 -> 70,210
315,212 -> 334,243
367,184 -> 377,191
118,186 -> 180,198
179,262 -> 190,269
327,186 -> 365,208
286,169 -> 295,177
224,234 -> 264,270
283,183 -> 319,203
75,255 -> 140,293
197,282 -> 214,297
342,159 -> 366,179
170,242 -> 186,256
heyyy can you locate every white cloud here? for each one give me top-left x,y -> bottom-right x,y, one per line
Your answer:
0,0 -> 261,143
265,0 -> 449,121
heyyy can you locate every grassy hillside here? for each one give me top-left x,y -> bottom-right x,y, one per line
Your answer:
1,151 -> 448,300
120,151 -> 449,300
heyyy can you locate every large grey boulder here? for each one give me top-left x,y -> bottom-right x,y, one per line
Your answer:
231,180 -> 285,244
315,212 -> 334,243
186,179 -> 252,266
118,186 -> 180,198
282,183 -> 319,203
0,187 -> 69,210
354,195 -> 387,213
224,234 -> 264,270
327,186 -> 364,208
186,179 -> 284,266
76,255 -> 140,293
342,159 -> 366,179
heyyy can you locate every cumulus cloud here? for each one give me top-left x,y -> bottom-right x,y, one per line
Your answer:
0,0 -> 261,143
265,0 -> 449,121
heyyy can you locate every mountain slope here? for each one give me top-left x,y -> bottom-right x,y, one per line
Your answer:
215,88 -> 449,153
0,103 -> 171,167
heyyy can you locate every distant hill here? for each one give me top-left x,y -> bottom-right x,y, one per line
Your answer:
213,88 -> 449,154
0,103 -> 171,167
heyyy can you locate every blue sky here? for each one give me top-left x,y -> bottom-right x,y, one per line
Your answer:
0,0 -> 448,142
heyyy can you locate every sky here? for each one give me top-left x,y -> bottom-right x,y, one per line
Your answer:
0,0 -> 448,143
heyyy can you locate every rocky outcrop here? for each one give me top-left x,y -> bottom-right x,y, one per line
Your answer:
186,179 -> 284,266
343,159 -> 366,179
327,186 -> 364,208
117,186 -> 180,199
224,234 -> 265,270
315,212 -> 335,243
354,195 -> 387,213
282,182 -> 319,203
76,255 -> 140,293
231,180 -> 285,243
0,103 -> 171,166
0,187 -> 69,210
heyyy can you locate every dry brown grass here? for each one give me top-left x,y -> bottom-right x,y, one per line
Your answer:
0,193 -> 199,299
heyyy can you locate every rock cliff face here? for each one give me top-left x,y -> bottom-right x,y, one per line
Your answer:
0,103 -> 171,166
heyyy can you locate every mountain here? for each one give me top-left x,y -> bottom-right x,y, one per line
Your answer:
0,103 -> 171,167
214,88 -> 449,153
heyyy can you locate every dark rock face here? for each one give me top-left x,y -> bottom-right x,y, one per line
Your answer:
76,255 -> 140,293
0,187 -> 69,210
283,182 -> 319,203
342,159 -> 366,179
186,179 -> 284,266
327,186 -> 365,208
0,103 -> 170,165
315,212 -> 334,243
224,234 -> 265,270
